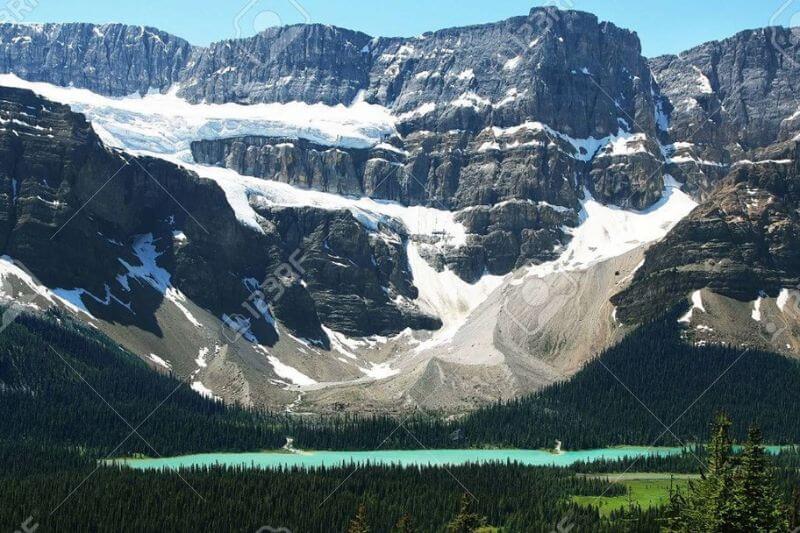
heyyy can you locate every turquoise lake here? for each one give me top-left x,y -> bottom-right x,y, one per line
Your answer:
115,446 -> 690,471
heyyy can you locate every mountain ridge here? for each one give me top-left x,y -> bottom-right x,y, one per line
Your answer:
0,9 -> 799,413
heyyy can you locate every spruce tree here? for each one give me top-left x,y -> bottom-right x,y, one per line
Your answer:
667,413 -> 736,531
730,426 -> 788,532
392,513 -> 416,532
445,494 -> 487,533
347,503 -> 369,533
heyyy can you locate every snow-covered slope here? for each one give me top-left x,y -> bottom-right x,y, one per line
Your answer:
523,175 -> 696,278
0,74 -> 396,154
0,73 -> 703,413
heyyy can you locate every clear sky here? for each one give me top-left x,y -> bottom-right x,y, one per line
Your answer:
17,0 -> 800,57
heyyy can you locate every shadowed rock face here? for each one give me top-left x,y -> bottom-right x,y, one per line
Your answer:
0,9 -> 679,282
0,87 -> 439,343
612,143 -> 800,324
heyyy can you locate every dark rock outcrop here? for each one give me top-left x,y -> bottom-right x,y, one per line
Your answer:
0,87 -> 439,342
652,27 -> 800,150
0,23 -> 191,96
650,27 -> 800,199
612,143 -> 800,324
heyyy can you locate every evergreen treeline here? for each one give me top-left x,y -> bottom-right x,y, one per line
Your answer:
667,415 -> 789,532
291,311 -> 800,450
4,306 -> 800,457
0,310 -> 287,455
0,442 -> 640,532
569,446 -> 800,476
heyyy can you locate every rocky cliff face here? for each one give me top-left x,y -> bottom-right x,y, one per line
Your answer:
0,9 -> 676,282
612,142 -> 800,324
653,27 -> 800,149
0,87 -> 439,345
651,26 -> 800,200
179,24 -> 373,106
608,28 -> 800,326
0,23 -> 191,96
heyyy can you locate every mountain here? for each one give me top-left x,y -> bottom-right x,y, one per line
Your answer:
612,28 -> 800,355
651,26 -> 800,199
0,9 -> 675,281
0,309 -> 289,455
0,8 -> 799,413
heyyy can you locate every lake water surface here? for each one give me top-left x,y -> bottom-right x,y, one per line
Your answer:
115,446 -> 689,471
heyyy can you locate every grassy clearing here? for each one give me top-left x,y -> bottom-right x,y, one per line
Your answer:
572,474 -> 698,517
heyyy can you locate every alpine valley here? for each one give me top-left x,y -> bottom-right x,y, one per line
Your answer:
5,4 -> 800,531
1,6 -> 800,416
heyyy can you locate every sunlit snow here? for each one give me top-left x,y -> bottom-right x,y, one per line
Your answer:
0,74 -> 396,154
522,175 -> 697,279
678,290 -> 706,324
0,75 -> 705,362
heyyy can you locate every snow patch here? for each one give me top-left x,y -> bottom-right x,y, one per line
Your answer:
398,102 -> 436,121
191,380 -> 219,400
148,353 -> 172,370
678,290 -> 706,324
599,133 -> 649,157
456,68 -> 475,80
451,92 -> 491,109
777,289 -> 793,312
489,122 -> 652,162
165,288 -> 202,328
523,176 -> 696,277
692,66 -> 713,94
503,56 -> 522,71
322,325 -> 359,360
117,234 -> 170,293
195,347 -> 209,368
358,362 -> 399,380
751,297 -> 762,322
408,244 -> 505,349
260,349 -> 317,386
0,256 -> 83,314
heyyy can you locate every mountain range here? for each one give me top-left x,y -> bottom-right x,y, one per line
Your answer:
0,6 -> 799,414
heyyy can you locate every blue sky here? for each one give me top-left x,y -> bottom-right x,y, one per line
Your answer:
21,0 -> 800,56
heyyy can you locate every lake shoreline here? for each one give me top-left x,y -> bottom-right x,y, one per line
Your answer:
109,446 -> 692,471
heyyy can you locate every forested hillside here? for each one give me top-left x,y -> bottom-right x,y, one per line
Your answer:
0,309 -> 286,455
4,306 -> 800,454
292,310 -> 800,450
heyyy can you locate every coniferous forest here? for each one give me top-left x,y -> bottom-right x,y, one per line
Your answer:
2,309 -> 800,530
291,311 -> 800,450
5,308 -> 800,455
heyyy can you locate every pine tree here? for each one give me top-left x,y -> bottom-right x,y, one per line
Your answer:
667,413 -> 736,531
445,494 -> 487,533
729,426 -> 788,532
346,503 -> 370,533
392,513 -> 416,533
791,485 -> 800,531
